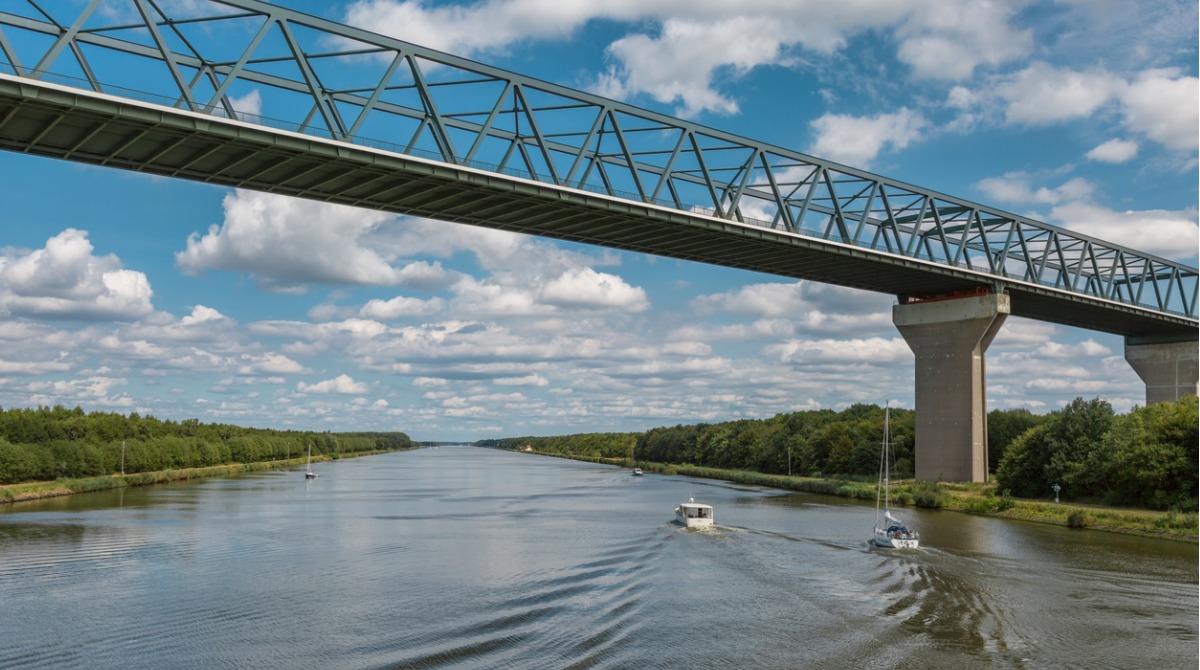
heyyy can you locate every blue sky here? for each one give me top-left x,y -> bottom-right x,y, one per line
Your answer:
0,0 -> 1196,441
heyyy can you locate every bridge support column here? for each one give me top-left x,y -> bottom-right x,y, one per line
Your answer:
893,292 -> 1010,483
1124,337 -> 1199,405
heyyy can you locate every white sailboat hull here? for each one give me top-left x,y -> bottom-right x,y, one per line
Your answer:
872,527 -> 919,549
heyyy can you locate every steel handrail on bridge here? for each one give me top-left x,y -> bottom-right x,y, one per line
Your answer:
0,0 -> 1195,334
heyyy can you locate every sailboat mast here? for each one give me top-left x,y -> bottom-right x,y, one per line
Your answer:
875,406 -> 886,527
883,407 -> 890,512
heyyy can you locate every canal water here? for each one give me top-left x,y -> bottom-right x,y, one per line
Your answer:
1,446 -> 1195,669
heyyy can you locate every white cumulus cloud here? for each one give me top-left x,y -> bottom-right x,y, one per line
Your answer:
297,374 -> 369,395
176,191 -> 402,291
540,267 -> 649,311
808,108 -> 927,169
0,229 -> 154,320
360,295 -> 446,320
894,1 -> 1031,80
239,352 -> 306,375
997,63 -> 1124,125
595,16 -> 791,117
1085,139 -> 1139,163
1048,201 -> 1199,262
493,374 -> 549,386
1120,70 -> 1200,151
766,337 -> 912,365
975,173 -> 1095,206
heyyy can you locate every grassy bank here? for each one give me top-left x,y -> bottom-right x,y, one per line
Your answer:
531,451 -> 1199,543
0,450 -> 394,504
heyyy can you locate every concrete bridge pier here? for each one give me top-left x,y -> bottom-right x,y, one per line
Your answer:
893,292 -> 1010,483
1124,337 -> 1199,405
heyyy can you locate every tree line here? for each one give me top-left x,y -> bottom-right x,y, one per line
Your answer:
481,396 -> 1198,510
994,397 -> 1197,510
0,405 -> 414,484
482,405 -> 920,479
475,432 -> 637,459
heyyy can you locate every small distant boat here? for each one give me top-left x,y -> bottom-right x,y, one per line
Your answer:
632,468 -> 644,476
872,407 -> 917,549
674,496 -> 714,528
305,444 -> 317,480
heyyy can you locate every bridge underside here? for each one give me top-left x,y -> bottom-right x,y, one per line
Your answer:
0,75 -> 1193,341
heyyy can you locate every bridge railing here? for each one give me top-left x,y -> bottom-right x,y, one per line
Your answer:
0,0 -> 1195,320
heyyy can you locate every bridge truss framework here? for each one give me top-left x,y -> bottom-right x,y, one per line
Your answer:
0,0 -> 1195,340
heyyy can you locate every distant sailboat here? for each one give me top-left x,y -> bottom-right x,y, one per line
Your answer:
305,444 -> 317,480
872,407 -> 917,549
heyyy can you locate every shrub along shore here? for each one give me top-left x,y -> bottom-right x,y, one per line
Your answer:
0,405 -> 416,502
0,450 -> 395,504
529,451 -> 1199,543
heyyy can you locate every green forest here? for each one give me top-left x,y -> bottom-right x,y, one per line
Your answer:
480,396 -> 1198,511
0,405 -> 413,484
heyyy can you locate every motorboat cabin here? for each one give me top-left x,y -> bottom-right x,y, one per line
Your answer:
674,497 -> 714,528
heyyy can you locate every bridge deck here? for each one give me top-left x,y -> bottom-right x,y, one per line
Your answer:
0,74 -> 1194,339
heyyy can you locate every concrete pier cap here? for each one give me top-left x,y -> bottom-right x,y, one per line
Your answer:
1124,336 -> 1199,406
893,290 -> 1010,483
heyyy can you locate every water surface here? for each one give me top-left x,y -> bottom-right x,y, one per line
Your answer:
1,446 -> 1195,668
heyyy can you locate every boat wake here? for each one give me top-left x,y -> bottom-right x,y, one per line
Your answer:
363,534 -> 668,669
852,550 -> 1027,666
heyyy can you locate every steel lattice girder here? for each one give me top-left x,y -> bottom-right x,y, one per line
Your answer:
0,0 -> 1195,337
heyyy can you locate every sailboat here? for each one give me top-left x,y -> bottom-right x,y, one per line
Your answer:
305,444 -> 317,480
872,407 -> 918,549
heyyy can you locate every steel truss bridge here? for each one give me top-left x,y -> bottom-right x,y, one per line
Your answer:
0,0 -> 1195,339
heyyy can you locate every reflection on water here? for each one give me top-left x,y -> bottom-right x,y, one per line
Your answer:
1,447 -> 1196,669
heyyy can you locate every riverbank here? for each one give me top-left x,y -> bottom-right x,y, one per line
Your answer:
0,450 -> 397,504
531,451 -> 1199,543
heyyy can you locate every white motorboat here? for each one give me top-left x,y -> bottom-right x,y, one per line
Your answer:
632,468 -> 644,476
872,407 -> 918,549
674,497 -> 714,528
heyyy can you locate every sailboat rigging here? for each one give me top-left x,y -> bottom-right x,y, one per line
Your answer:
872,406 -> 918,549
305,444 -> 317,480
